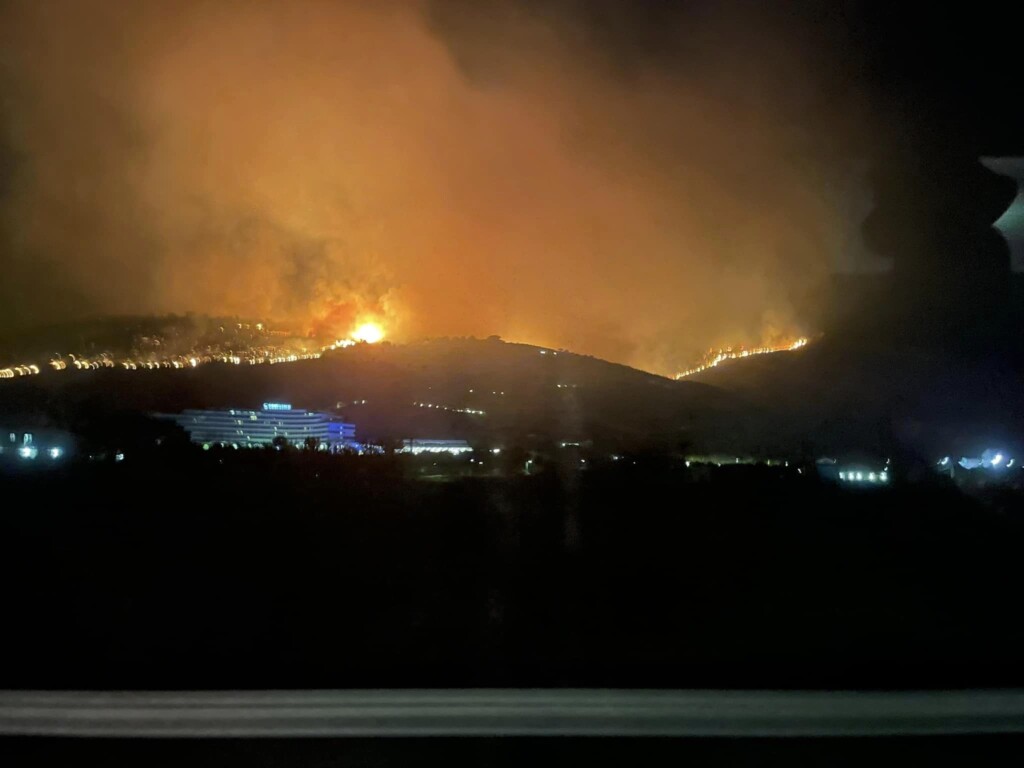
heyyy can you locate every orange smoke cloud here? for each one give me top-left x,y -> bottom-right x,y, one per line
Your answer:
0,1 -> 868,374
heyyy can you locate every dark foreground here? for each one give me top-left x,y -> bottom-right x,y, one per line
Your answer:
2,452 -> 1023,690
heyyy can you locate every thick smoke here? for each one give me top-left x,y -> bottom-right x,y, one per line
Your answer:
0,0 -> 866,374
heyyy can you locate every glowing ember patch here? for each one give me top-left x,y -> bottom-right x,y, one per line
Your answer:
351,322 -> 385,344
675,337 -> 810,379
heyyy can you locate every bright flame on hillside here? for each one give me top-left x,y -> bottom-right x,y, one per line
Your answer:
351,321 -> 385,344
675,337 -> 810,379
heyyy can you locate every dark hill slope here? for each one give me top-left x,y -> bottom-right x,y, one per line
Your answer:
1,338 -> 729,448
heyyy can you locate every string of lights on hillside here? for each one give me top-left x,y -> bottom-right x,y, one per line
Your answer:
674,337 -> 810,380
412,401 -> 486,415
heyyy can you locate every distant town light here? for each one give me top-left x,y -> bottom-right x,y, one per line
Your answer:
48,447 -> 62,459
959,450 -> 1013,471
18,446 -> 37,459
400,439 -> 472,456
491,448 -> 501,454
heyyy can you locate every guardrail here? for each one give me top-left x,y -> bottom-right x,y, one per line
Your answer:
2,689 -> 1024,737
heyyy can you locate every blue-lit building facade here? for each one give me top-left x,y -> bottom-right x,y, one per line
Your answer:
170,403 -> 357,450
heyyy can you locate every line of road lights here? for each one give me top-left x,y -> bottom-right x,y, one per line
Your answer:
14,446 -> 62,460
839,470 -> 888,483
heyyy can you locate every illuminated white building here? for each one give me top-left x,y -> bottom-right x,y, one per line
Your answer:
171,403 -> 356,449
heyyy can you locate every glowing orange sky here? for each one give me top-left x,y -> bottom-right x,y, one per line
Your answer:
0,1 -> 868,374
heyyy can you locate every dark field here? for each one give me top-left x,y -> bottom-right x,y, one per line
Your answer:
2,451 -> 1022,691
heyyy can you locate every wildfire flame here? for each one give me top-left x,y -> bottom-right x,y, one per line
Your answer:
675,337 -> 809,379
350,321 -> 385,344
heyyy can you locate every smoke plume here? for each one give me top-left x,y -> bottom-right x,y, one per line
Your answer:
0,0 -> 867,374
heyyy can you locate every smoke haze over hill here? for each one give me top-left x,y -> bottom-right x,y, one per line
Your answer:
0,1 -> 870,374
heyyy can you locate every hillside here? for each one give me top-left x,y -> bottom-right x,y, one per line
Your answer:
9,321 -> 1023,459
689,335 -> 1024,458
0,338 -> 731,450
